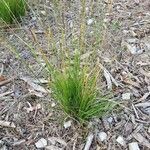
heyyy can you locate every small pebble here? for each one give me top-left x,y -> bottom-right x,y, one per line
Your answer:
107,117 -> 113,123
64,120 -> 72,129
129,142 -> 140,150
87,19 -> 94,25
41,11 -> 46,15
35,138 -> 47,149
51,102 -> 56,107
98,132 -> 107,142
122,93 -> 131,100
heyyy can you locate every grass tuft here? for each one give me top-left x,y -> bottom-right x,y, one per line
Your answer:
0,0 -> 26,24
51,52 -> 115,122
1,0 -> 116,124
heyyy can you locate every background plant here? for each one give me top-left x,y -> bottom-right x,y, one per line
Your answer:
0,0 -> 26,24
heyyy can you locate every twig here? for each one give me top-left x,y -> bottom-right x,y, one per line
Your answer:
0,90 -> 13,98
132,104 -> 139,119
0,64 -> 4,75
0,78 -> 14,86
84,133 -> 94,150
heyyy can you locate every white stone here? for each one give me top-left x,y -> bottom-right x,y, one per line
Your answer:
107,117 -> 113,123
116,136 -> 126,146
64,120 -> 72,129
41,11 -> 46,15
122,93 -> 131,100
51,102 -> 56,107
129,142 -> 140,150
35,138 -> 47,149
98,132 -> 107,142
87,19 -> 94,25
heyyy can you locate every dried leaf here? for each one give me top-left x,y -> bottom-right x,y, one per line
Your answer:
99,63 -> 119,89
104,69 -> 112,89
20,76 -> 47,93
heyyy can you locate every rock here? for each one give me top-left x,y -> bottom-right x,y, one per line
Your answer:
35,138 -> 47,149
41,11 -> 46,16
129,142 -> 140,150
51,102 -> 56,107
107,117 -> 113,123
116,136 -> 126,146
64,120 -> 72,129
87,19 -> 94,25
98,132 -> 107,142
122,93 -> 131,100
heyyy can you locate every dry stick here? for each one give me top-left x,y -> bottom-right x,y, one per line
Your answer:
0,78 -> 14,86
84,133 -> 94,150
0,63 -> 4,75
0,90 -> 13,98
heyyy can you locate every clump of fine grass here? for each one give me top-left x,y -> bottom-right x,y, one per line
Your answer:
0,0 -> 26,24
50,52 -> 115,122
1,0 -> 116,123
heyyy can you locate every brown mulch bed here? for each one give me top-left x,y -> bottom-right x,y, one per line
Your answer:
0,0 -> 150,149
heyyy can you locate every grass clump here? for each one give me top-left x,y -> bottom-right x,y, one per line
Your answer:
1,1 -> 116,123
51,53 -> 115,122
0,0 -> 26,24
